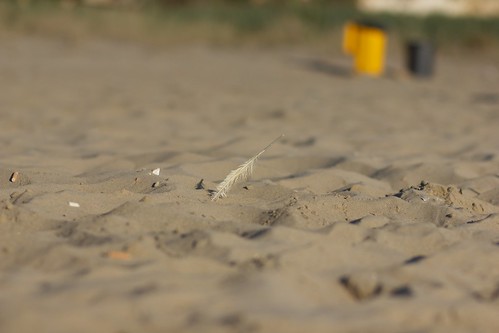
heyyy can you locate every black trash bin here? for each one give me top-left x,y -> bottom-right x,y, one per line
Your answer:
406,41 -> 435,77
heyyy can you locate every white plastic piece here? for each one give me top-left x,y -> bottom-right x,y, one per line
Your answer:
152,168 -> 161,176
69,201 -> 80,208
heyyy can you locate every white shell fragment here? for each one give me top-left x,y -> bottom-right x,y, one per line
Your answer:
152,168 -> 161,176
68,201 -> 80,208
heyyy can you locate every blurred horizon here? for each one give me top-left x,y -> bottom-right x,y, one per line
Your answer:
1,0 -> 499,54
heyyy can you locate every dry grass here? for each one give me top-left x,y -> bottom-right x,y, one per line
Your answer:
1,2 -> 498,54
212,135 -> 283,201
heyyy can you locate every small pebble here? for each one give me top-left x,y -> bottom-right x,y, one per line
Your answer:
106,251 -> 130,261
9,171 -> 19,183
68,201 -> 80,208
390,285 -> 413,298
404,255 -> 426,265
152,181 -> 160,188
195,179 -> 205,190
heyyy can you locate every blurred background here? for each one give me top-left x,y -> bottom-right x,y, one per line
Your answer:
1,0 -> 499,55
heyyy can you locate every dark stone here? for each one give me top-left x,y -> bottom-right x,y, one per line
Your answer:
391,286 -> 413,298
404,255 -> 427,265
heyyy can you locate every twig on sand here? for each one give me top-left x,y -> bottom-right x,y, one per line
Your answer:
212,135 -> 283,201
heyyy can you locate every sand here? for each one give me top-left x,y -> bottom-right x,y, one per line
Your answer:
0,36 -> 498,333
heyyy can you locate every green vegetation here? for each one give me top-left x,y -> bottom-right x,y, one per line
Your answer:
1,0 -> 499,51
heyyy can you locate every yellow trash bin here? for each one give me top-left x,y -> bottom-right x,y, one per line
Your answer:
342,21 -> 387,77
354,24 -> 387,76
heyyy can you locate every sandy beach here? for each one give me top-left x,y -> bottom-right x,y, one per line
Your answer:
1,35 -> 499,333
